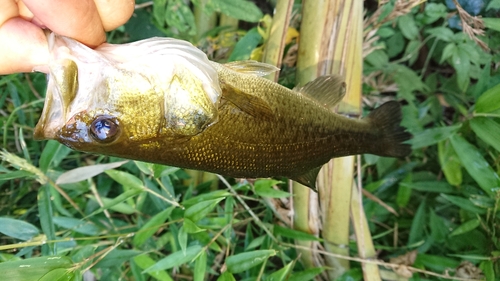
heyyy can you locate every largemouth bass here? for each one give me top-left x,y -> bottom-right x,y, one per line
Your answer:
34,34 -> 411,189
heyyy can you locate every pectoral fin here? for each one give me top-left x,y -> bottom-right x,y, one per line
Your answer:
222,84 -> 275,120
291,167 -> 321,191
223,60 -> 279,77
294,75 -> 346,111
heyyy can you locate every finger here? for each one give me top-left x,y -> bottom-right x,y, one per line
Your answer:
22,0 -> 106,47
94,0 -> 135,31
0,0 -> 20,26
0,18 -> 49,74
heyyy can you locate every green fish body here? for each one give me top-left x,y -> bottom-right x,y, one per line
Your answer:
34,34 -> 411,189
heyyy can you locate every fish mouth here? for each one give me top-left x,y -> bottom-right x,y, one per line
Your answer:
34,33 -> 93,141
34,57 -> 79,140
34,85 -> 63,140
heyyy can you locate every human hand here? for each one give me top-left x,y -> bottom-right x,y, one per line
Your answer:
0,0 -> 135,74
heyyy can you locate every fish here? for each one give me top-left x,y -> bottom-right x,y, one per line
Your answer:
34,33 -> 411,190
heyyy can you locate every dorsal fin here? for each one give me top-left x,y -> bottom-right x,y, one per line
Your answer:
294,75 -> 346,111
291,166 -> 321,191
222,83 -> 275,120
223,60 -> 279,77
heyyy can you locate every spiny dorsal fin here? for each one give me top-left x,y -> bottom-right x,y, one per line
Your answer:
222,83 -> 275,120
291,166 -> 321,191
223,60 -> 279,77
294,75 -> 346,111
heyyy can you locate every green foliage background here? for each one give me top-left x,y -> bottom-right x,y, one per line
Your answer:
1,0 -> 500,280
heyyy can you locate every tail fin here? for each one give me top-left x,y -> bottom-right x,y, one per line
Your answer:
366,101 -> 412,157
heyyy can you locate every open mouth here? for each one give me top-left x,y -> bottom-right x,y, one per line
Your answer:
34,58 -> 79,140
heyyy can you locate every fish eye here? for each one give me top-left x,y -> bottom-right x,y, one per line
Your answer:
90,116 -> 120,143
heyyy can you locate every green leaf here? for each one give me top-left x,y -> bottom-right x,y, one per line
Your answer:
482,18 -> 500,32
388,64 -> 427,94
387,32 -> 405,58
376,27 -> 395,38
426,26 -> 454,41
95,249 -> 142,268
209,0 -> 263,22
183,218 -> 205,234
228,28 -> 262,61
184,198 -> 224,222
416,254 -> 460,273
166,0 -> 196,35
182,190 -> 230,207
254,179 -> 290,198
39,267 -> 76,281
438,140 -> 463,186
193,251 -> 207,281
440,43 -> 457,64
178,226 -> 188,255
429,210 -> 449,242
225,250 -> 276,273
153,0 -> 167,25
263,261 -> 293,281
133,254 -> 174,281
398,15 -> 419,40
475,83 -> 500,113
469,194 -> 495,208
217,271 -> 237,281
487,0 -> 500,10
449,219 -> 480,236
450,135 -> 499,196
52,217 -> 100,235
408,200 -> 426,246
288,267 -> 325,281
39,141 -> 71,173
366,49 -> 389,68
273,225 -> 320,241
0,218 -> 39,241
470,117 -> 500,153
0,256 -> 74,281
480,260 -> 495,281
404,39 -> 421,66
400,181 -> 455,193
105,170 -> 144,190
38,184 -> 56,249
423,3 -> 447,24
409,124 -> 461,149
144,245 -> 203,272
246,235 -> 267,250
56,161 -> 128,184
133,207 -> 174,247
451,47 -> 471,92
0,170 -> 33,181
441,194 -> 487,214
396,175 -> 412,207
86,188 -> 143,217
224,196 -> 235,239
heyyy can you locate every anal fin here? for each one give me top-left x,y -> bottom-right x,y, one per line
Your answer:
291,167 -> 321,191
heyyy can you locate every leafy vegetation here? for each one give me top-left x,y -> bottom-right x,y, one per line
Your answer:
1,0 -> 500,280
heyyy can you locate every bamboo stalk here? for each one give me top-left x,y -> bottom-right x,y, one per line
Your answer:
351,180 -> 382,280
294,0 -> 331,274
261,0 -> 294,81
317,0 -> 364,278
259,0 -> 322,269
296,0 -> 370,279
